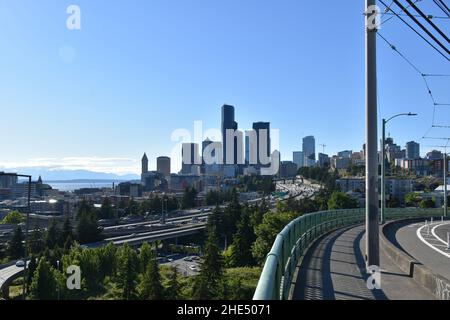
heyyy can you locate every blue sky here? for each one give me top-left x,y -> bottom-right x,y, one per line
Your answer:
0,0 -> 449,175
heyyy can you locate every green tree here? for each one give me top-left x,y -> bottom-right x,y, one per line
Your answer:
99,197 -> 115,219
405,192 -> 421,207
125,198 -> 140,216
222,189 -> 241,240
26,255 -> 38,289
7,225 -> 24,259
327,191 -> 358,210
228,277 -> 246,300
116,243 -> 139,300
419,198 -> 435,208
75,200 -> 102,244
165,266 -> 181,300
193,217 -> 225,299
181,187 -> 198,209
29,258 -> 58,300
229,208 -> 256,267
28,223 -> 44,256
252,211 -> 297,265
139,251 -> 163,300
45,219 -> 59,250
1,210 -> 24,224
79,249 -> 101,293
139,242 -> 153,273
60,217 -> 74,252
98,242 -> 117,279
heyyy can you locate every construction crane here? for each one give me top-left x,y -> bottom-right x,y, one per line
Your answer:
319,143 -> 326,154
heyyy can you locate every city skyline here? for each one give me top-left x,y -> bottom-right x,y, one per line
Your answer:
1,1 -> 449,177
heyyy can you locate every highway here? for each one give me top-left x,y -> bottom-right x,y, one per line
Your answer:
0,263 -> 25,299
86,222 -> 207,248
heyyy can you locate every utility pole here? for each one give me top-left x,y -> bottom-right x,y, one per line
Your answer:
381,119 -> 386,225
365,0 -> 380,267
444,152 -> 448,218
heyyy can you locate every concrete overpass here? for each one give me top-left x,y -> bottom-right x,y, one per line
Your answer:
0,263 -> 25,299
87,222 -> 207,248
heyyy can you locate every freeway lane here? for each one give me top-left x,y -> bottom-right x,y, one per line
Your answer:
103,212 -> 211,231
104,222 -> 207,242
0,264 -> 24,294
112,225 -> 206,246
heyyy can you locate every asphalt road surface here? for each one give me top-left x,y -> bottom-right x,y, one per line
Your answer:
390,219 -> 450,280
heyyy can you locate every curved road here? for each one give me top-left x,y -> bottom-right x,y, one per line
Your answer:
292,225 -> 434,300
388,220 -> 450,281
0,264 -> 24,298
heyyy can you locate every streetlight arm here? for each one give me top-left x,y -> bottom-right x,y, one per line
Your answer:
385,112 -> 417,123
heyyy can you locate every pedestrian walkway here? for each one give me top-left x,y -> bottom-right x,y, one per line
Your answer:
291,225 -> 434,300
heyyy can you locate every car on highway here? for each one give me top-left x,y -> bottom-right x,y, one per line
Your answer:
189,265 -> 199,272
183,257 -> 193,262
191,256 -> 200,261
15,260 -> 25,267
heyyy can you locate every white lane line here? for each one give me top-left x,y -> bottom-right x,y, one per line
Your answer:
417,224 -> 450,259
431,222 -> 450,246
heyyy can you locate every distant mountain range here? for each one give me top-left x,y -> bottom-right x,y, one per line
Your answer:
1,168 -> 140,182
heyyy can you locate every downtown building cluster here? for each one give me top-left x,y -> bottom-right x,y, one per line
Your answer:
137,104 -> 277,195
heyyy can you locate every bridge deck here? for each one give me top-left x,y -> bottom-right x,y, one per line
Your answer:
291,225 -> 434,300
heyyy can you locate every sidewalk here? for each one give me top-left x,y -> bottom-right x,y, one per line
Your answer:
291,225 -> 434,300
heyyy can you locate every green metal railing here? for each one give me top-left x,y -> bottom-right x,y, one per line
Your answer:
253,207 -> 443,300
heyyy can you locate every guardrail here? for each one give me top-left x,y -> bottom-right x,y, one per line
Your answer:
253,207 -> 443,300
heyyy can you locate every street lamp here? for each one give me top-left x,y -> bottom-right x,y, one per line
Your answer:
380,112 -> 417,224
0,172 -> 32,299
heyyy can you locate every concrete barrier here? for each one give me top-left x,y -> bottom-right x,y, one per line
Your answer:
381,219 -> 450,300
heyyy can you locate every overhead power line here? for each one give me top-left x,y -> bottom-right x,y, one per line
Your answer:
433,0 -> 450,18
379,0 -> 450,61
377,33 -> 450,140
404,0 -> 450,43
391,0 -> 450,55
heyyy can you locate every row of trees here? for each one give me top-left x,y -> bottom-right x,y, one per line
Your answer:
238,176 -> 275,194
98,195 -> 180,220
5,200 -> 102,261
27,241 -> 181,300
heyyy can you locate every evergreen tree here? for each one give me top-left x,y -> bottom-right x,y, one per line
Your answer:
7,225 -> 24,259
78,249 -> 101,293
229,209 -> 256,267
45,219 -> 59,250
125,198 -> 139,216
29,258 -> 58,300
100,197 -> 114,219
139,251 -> 163,300
229,277 -> 246,300
75,200 -> 102,244
98,242 -> 117,279
116,243 -> 139,300
28,223 -> 44,256
139,242 -> 153,273
223,188 -> 241,240
193,217 -> 224,299
59,216 -> 74,248
26,255 -> 38,289
165,266 -> 181,300
181,187 -> 197,209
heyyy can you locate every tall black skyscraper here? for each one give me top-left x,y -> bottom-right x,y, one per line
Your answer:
221,104 -> 238,165
253,122 -> 271,166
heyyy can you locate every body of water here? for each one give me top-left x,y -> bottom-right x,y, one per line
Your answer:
48,181 -> 121,192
